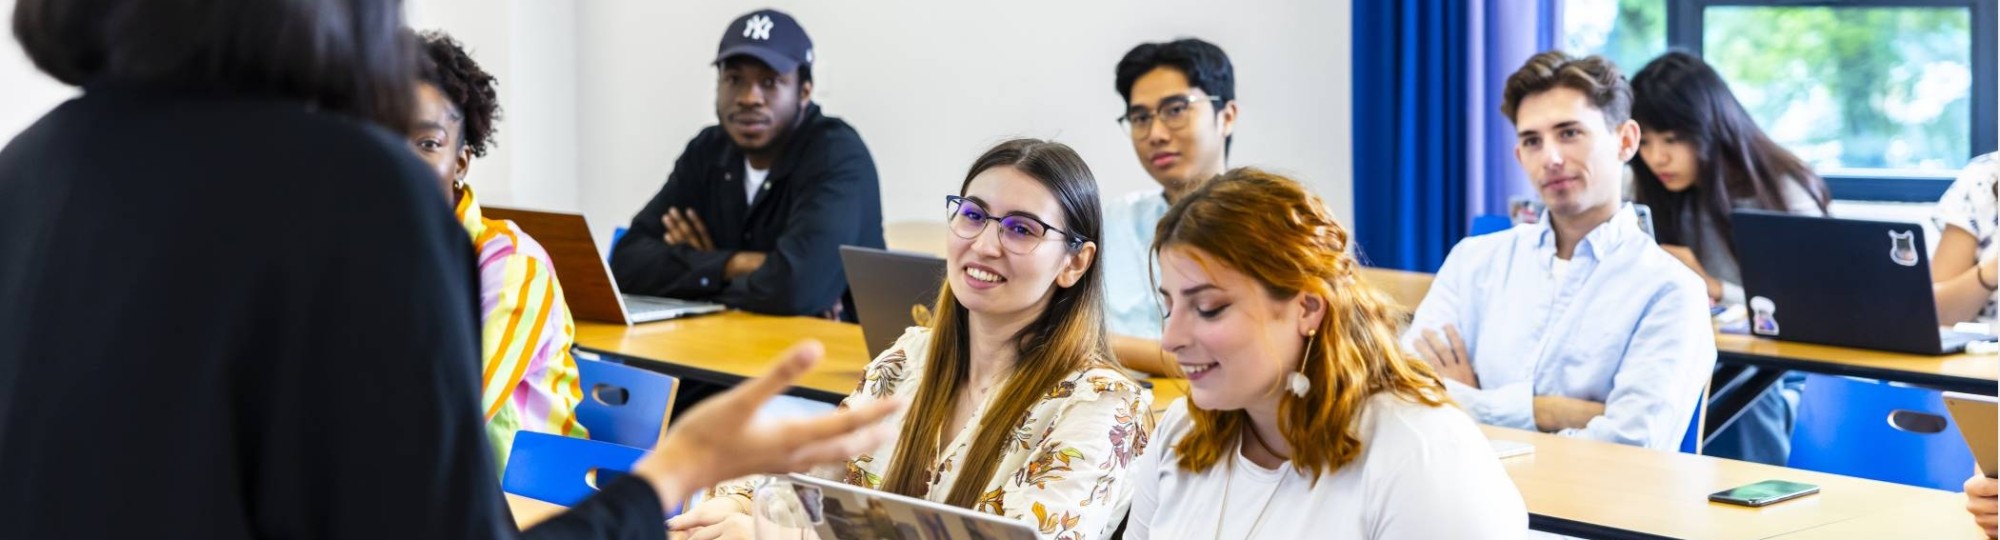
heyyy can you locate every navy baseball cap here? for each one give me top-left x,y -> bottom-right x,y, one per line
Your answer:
715,9 -> 813,74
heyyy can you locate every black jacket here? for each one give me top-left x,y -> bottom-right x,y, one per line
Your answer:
0,84 -> 662,539
610,103 -> 884,316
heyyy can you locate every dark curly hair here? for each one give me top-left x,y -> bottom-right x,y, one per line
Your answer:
417,31 -> 501,157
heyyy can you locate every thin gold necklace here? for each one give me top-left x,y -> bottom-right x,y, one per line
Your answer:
1215,429 -> 1289,540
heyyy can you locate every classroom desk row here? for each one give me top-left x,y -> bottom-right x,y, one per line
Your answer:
535,311 -> 1986,539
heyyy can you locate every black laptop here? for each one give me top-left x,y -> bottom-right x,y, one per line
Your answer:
1732,210 -> 1991,355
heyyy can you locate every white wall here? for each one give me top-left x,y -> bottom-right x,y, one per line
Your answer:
569,0 -> 1354,246
0,0 -> 78,142
408,0 -> 580,210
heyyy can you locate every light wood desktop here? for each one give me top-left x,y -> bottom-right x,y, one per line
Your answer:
1355,266 -> 1435,310
1485,425 -> 1970,539
568,310 -> 1982,538
574,312 -> 873,401
506,493 -> 567,530
884,220 -> 947,258
1712,331 -> 1997,395
1770,488 -> 1987,539
578,311 -> 1191,410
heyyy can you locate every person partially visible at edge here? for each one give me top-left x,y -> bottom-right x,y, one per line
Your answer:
0,0 -> 899,537
406,30 -> 590,476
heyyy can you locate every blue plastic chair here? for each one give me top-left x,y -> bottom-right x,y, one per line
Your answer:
609,227 -> 628,263
1785,374 -> 1975,490
1679,395 -> 1704,455
576,359 -> 679,448
502,431 -> 648,506
1468,215 -> 1513,237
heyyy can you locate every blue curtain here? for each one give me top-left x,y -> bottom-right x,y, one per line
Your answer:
1353,0 -> 1556,272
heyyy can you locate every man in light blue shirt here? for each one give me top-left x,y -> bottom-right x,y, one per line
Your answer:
1103,38 -> 1240,375
1405,51 -> 1716,451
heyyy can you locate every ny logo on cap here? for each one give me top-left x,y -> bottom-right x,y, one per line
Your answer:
743,14 -> 774,41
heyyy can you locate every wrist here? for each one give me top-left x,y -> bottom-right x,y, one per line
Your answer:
634,456 -> 693,512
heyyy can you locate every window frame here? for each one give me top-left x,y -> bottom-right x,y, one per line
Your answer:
1667,0 -> 1997,202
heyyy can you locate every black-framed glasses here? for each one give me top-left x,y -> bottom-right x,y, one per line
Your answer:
1116,95 -> 1224,138
945,195 -> 1087,254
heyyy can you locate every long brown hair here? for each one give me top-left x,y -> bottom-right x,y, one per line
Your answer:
880,139 -> 1125,507
1152,168 -> 1448,480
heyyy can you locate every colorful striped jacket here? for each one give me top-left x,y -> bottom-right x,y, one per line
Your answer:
455,186 -> 589,475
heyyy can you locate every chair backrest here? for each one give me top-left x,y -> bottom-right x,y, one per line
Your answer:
502,431 -> 647,507
576,359 -> 679,448
1680,389 -> 1706,455
1468,215 -> 1513,237
609,227 -> 627,263
1786,374 -> 1975,490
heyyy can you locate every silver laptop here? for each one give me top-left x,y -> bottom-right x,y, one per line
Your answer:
839,246 -> 946,359
480,206 -> 724,325
758,473 -> 1038,540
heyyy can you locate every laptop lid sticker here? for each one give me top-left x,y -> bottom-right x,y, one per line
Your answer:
1889,230 -> 1919,267
1750,296 -> 1781,336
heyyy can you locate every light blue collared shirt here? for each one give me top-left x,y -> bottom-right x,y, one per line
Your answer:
1404,204 -> 1716,450
1103,189 -> 1171,339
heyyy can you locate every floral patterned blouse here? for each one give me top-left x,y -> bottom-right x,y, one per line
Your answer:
727,326 -> 1152,539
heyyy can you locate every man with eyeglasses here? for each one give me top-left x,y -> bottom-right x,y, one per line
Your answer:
611,9 -> 883,318
1103,38 -> 1239,375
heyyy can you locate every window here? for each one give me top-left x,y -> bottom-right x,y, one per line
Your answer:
1566,0 -> 1997,201
1562,0 -> 1666,80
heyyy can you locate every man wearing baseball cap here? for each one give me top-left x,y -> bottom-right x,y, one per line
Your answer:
611,9 -> 883,318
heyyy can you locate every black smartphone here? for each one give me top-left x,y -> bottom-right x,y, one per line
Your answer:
1708,479 -> 1820,507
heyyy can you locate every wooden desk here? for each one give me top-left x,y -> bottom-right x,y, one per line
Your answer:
1485,425 -> 1963,539
885,220 -> 947,258
578,312 -> 1191,407
1713,332 -> 1997,395
575,312 -> 872,402
506,493 -> 568,530
1356,266 -> 1435,310
1769,488 -> 1986,539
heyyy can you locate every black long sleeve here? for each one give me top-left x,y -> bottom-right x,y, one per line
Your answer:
610,135 -> 736,297
713,130 -> 879,315
0,85 -> 664,539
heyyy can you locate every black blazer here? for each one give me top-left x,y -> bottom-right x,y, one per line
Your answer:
610,103 -> 885,316
0,84 -> 661,539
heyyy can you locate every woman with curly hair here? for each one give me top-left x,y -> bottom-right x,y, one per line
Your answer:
408,31 -> 589,474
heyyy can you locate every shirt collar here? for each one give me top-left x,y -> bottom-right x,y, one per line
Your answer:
1532,203 -> 1641,262
453,184 -> 487,244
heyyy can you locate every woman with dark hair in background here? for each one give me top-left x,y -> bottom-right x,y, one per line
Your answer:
0,0 -> 896,537
1629,51 -> 1831,306
1628,50 -> 1829,467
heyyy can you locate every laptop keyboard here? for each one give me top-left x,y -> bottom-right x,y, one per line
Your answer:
1941,328 -> 1997,350
623,295 -> 712,317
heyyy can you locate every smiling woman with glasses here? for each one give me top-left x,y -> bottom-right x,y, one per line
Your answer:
679,139 -> 1150,540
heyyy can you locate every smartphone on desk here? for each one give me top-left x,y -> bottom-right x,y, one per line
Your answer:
1709,480 -> 1819,507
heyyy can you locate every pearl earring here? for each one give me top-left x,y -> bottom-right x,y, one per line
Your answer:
1289,331 -> 1315,398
